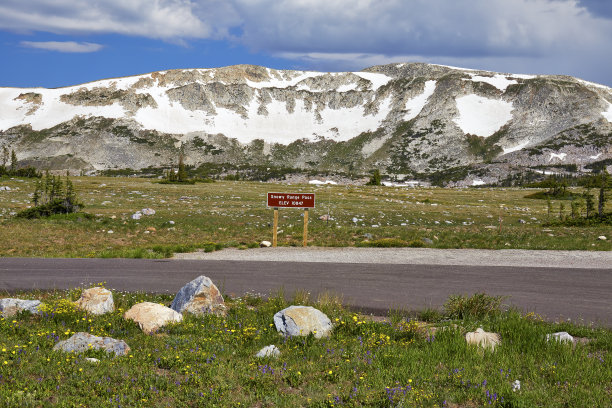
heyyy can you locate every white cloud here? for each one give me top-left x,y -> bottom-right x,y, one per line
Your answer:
0,0 -> 234,39
1,0 -> 612,84
21,41 -> 104,53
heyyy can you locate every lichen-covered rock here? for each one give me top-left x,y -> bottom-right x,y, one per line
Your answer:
273,305 -> 333,338
53,332 -> 130,357
465,328 -> 501,351
0,298 -> 41,317
75,287 -> 114,315
124,302 -> 183,334
170,275 -> 226,316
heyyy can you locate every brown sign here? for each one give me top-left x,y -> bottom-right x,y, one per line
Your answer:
267,192 -> 315,208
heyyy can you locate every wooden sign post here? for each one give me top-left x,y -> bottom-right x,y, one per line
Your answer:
267,192 -> 315,247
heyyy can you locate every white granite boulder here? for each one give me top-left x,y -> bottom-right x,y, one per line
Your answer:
75,287 -> 114,315
53,332 -> 130,357
170,276 -> 226,316
0,298 -> 42,317
273,305 -> 333,338
255,345 -> 281,358
124,302 -> 183,334
465,328 -> 501,351
546,332 -> 574,343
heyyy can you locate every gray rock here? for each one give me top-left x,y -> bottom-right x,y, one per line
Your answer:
363,233 -> 373,240
273,305 -> 333,338
0,298 -> 41,317
53,332 -> 130,357
422,238 -> 434,244
170,275 -> 226,316
255,345 -> 280,358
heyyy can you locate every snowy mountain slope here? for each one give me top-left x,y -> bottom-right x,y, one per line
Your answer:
1,63 -> 611,182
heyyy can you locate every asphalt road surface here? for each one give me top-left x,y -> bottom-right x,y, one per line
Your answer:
0,257 -> 610,326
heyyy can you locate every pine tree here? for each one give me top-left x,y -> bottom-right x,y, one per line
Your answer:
32,180 -> 41,206
10,150 -> 17,172
367,169 -> 382,186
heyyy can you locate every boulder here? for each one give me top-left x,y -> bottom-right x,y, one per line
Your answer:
170,275 -> 226,316
75,287 -> 114,315
273,305 -> 333,338
465,328 -> 501,351
255,345 -> 281,358
546,331 -> 574,343
53,332 -> 130,357
0,298 -> 41,317
124,302 -> 183,334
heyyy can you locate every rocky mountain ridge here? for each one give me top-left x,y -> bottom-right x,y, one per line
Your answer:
1,63 -> 611,185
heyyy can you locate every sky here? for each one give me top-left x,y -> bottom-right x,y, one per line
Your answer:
1,0 -> 612,88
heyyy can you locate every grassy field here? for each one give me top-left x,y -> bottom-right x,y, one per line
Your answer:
0,287 -> 610,407
0,176 -> 611,257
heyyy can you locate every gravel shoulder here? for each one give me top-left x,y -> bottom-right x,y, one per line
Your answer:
173,247 -> 612,269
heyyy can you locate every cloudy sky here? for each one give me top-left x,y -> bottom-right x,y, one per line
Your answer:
1,0 -> 611,88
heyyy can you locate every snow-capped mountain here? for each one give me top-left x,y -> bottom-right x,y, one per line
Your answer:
1,63 -> 611,183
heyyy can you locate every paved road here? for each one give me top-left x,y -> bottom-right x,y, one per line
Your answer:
0,257 -> 610,326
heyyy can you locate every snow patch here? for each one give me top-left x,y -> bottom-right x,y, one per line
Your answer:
0,87 -> 126,131
308,180 -> 337,185
353,72 -> 393,90
590,153 -> 602,160
404,80 -> 436,120
472,179 -> 486,186
576,79 -> 612,91
602,101 -> 612,122
549,153 -> 567,162
453,95 -> 514,137
465,74 -> 517,92
134,87 -> 393,144
503,140 -> 529,154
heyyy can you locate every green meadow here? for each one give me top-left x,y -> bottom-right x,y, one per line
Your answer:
0,288 -> 610,407
0,177 -> 610,258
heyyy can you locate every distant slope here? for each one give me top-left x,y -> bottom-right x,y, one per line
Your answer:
1,63 -> 611,184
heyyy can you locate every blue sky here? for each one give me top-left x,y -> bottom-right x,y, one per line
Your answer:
1,0 -> 612,88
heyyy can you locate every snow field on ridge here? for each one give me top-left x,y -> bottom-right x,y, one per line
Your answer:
603,101 -> 612,122
453,94 -> 514,137
404,80 -> 437,121
464,74 -> 517,92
